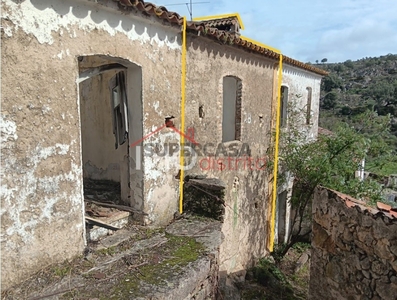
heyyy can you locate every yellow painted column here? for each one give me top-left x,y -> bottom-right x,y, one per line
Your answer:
179,17 -> 187,214
269,54 -> 283,252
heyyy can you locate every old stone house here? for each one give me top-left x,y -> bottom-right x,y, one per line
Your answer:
1,0 -> 326,290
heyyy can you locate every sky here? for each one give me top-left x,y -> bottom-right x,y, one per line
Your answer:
157,0 -> 397,63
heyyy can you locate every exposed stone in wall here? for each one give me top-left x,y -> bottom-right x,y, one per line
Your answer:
183,175 -> 226,221
310,187 -> 397,300
186,35 -> 274,280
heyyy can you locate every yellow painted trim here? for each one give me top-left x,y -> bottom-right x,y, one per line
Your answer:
193,13 -> 245,30
190,12 -> 282,251
179,17 -> 187,214
240,36 -> 281,54
269,54 -> 283,252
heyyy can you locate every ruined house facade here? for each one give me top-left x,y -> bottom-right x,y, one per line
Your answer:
1,0 -> 326,289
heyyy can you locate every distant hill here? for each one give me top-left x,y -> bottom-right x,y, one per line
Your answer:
313,54 -> 397,175
316,54 -> 397,113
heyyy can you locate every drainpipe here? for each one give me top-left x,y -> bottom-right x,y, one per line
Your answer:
179,16 -> 187,214
269,54 -> 283,252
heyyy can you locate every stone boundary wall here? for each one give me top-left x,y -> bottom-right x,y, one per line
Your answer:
309,187 -> 397,300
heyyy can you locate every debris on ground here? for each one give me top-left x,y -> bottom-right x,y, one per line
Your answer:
2,218 -> 223,300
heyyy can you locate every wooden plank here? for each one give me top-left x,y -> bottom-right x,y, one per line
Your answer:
85,216 -> 121,231
85,199 -> 148,215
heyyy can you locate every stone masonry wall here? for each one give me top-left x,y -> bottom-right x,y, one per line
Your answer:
310,187 -> 397,300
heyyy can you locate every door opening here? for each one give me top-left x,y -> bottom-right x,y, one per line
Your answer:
78,55 -> 143,240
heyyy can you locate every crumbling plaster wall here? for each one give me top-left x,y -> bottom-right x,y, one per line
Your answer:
310,187 -> 397,300
185,35 -> 275,279
275,65 -> 322,244
1,0 -> 181,289
282,65 -> 322,141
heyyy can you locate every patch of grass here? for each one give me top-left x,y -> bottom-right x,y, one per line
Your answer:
96,246 -> 116,256
290,263 -> 309,290
255,257 -> 288,285
291,242 -> 310,254
52,262 -> 73,278
110,234 -> 204,298
244,255 -> 307,300
135,227 -> 165,241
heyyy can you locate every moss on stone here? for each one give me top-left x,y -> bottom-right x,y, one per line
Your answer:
109,234 -> 204,298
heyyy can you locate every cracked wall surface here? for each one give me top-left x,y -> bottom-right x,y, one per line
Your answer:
1,0 -> 181,289
185,36 -> 274,279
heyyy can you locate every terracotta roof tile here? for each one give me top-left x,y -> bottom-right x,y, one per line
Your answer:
377,202 -> 392,212
187,22 -> 328,76
109,2 -> 328,76
187,23 -> 279,58
199,17 -> 238,28
323,187 -> 397,220
113,0 -> 182,25
345,199 -> 356,208
390,210 -> 397,218
283,56 -> 328,76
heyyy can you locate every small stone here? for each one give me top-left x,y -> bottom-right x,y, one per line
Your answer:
371,260 -> 388,275
360,257 -> 371,270
93,272 -> 106,279
380,275 -> 390,283
377,281 -> 397,299
356,271 -> 364,281
362,270 -> 371,279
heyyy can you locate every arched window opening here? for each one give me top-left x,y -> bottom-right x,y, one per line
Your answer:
222,76 -> 242,142
280,86 -> 288,128
306,87 -> 312,125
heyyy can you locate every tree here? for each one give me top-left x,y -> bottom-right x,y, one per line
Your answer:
344,59 -> 354,69
365,80 -> 395,108
322,91 -> 338,109
315,60 -> 319,64
323,73 -> 342,92
333,64 -> 345,74
272,101 -> 392,258
321,58 -> 328,63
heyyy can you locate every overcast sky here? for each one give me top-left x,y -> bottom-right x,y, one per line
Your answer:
159,0 -> 397,63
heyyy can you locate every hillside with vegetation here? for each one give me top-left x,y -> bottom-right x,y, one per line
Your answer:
314,54 -> 397,175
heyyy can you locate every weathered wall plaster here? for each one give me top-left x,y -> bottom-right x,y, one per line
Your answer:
282,65 -> 322,141
310,187 -> 397,300
274,65 -> 322,245
1,0 -> 181,289
185,35 -> 275,283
